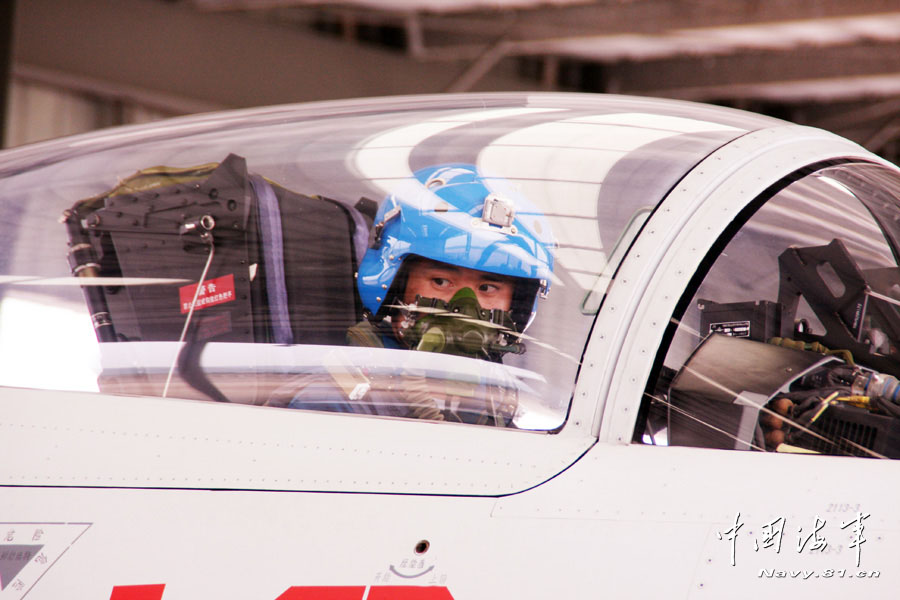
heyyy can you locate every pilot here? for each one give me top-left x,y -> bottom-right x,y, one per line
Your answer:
352,164 -> 554,358
277,164 -> 555,423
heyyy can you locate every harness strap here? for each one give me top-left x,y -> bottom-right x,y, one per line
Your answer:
250,175 -> 293,345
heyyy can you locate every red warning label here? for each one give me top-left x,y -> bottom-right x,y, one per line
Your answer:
179,274 -> 236,314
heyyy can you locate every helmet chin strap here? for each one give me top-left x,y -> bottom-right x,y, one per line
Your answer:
395,288 -> 525,360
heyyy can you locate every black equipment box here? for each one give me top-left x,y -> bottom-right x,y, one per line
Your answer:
698,299 -> 782,343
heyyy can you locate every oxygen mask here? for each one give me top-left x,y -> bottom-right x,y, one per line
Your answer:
397,288 -> 525,359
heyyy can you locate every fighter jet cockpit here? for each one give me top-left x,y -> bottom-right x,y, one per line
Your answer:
9,94 -> 764,434
639,163 -> 900,458
11,92 -> 900,458
59,151 -> 562,428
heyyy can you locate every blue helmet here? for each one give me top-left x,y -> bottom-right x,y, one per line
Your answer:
357,164 -> 554,332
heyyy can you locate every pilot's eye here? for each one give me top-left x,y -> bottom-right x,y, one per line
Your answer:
431,277 -> 451,288
479,282 -> 501,294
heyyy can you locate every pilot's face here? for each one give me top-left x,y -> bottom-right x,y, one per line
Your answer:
402,258 -> 515,311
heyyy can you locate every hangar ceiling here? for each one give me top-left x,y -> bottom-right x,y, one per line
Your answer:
188,0 -> 900,161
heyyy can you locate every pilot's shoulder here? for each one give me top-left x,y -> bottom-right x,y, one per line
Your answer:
346,320 -> 385,348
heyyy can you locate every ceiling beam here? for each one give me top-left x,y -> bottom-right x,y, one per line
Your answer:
603,41 -> 900,96
195,0 -> 900,38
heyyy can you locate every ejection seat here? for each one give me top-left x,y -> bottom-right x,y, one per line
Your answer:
64,153 -> 369,402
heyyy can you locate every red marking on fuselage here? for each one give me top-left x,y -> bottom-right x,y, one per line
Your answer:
109,584 -> 166,600
276,586 -> 366,600
109,584 -> 455,599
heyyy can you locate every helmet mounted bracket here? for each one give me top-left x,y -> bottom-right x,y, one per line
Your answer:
480,193 -> 517,235
370,204 -> 401,249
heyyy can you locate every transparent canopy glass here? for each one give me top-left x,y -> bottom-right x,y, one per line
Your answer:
0,93 -> 765,430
